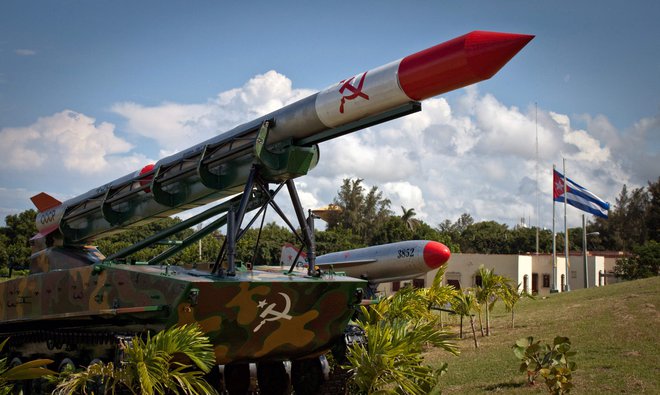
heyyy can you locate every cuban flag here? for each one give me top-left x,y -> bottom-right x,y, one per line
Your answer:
553,170 -> 610,218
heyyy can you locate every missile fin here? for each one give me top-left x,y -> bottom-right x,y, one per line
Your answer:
30,192 -> 62,212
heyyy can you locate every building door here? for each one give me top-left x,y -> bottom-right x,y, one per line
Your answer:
532,273 -> 539,294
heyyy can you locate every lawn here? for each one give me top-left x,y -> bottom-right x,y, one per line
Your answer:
425,276 -> 660,394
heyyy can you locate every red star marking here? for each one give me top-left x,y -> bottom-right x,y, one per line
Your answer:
553,171 -> 570,199
554,179 -> 564,198
338,72 -> 369,113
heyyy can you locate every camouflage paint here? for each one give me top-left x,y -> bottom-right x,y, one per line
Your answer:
0,254 -> 365,365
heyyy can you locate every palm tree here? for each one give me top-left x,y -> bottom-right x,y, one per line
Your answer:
400,206 -> 419,231
53,324 -> 217,395
346,287 -> 458,394
475,265 -> 509,336
502,282 -> 535,328
451,290 -> 479,349
420,266 -> 459,327
0,338 -> 55,395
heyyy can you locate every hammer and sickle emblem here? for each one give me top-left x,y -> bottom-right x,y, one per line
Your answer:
338,72 -> 369,114
253,292 -> 293,332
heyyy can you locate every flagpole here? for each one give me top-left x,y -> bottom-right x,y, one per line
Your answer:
551,164 -> 557,293
563,158 -> 570,292
582,214 -> 588,288
535,103 -> 540,256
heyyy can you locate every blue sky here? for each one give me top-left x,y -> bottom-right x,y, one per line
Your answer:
1,1 -> 658,230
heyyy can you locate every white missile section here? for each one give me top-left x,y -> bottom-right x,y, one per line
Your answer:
315,60 -> 409,128
314,240 -> 451,284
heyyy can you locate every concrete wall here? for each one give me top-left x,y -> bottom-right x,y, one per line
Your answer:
567,255 -> 605,290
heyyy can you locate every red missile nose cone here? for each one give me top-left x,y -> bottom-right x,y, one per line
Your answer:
399,31 -> 534,101
423,241 -> 451,269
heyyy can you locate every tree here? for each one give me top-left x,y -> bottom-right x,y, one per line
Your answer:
595,184 -> 650,251
437,213 -> 473,247
370,216 -> 412,245
0,210 -> 37,269
327,179 -> 391,245
474,265 -> 509,336
509,226 -> 553,254
235,222 -> 294,265
400,206 -> 419,231
421,266 -> 459,312
646,177 -> 660,242
53,324 -> 217,395
95,217 -> 194,264
614,240 -> 660,280
502,282 -> 534,328
460,221 -> 510,254
314,228 -> 363,256
0,233 -> 9,271
346,287 -> 458,394
451,290 -> 479,348
178,231 -> 224,264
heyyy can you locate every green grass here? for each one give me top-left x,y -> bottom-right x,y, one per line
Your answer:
426,277 -> 660,394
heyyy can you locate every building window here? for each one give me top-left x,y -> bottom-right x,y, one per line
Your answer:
392,281 -> 400,291
475,275 -> 483,287
542,274 -> 550,288
447,279 -> 461,290
412,279 -> 425,289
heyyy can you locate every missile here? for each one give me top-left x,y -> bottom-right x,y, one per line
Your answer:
314,240 -> 451,284
32,31 -> 533,244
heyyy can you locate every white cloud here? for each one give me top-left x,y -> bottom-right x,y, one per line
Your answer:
563,129 -> 611,163
112,101 -> 211,153
112,70 -> 316,155
315,133 -> 418,182
382,182 -> 426,219
0,110 -> 141,175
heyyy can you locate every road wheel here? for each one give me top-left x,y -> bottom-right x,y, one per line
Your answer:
257,361 -> 290,395
291,357 -> 324,395
224,363 -> 250,395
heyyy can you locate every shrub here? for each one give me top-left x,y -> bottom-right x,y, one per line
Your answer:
512,336 -> 577,394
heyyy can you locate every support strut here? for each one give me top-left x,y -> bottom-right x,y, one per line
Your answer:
286,179 -> 317,277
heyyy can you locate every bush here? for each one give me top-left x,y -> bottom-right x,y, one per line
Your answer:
512,336 -> 577,394
614,241 -> 660,280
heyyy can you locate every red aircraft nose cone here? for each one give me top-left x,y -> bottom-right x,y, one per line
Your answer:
423,241 -> 451,269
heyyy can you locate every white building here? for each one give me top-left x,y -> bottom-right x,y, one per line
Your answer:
378,252 -> 610,297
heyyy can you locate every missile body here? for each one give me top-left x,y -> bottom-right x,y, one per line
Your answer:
32,31 -> 533,244
315,240 -> 451,284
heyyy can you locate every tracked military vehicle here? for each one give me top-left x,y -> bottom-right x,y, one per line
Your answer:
0,120 -> 367,393
1,30 -> 533,393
